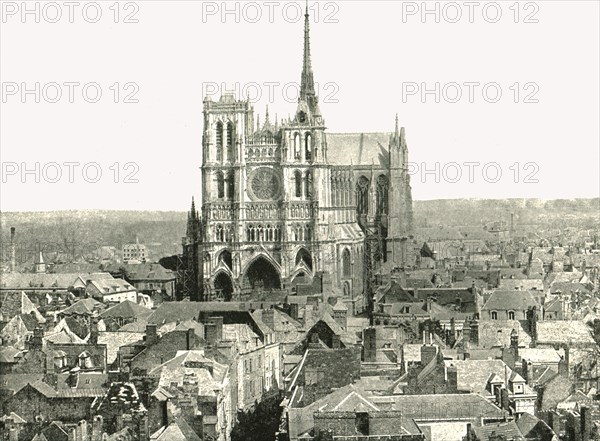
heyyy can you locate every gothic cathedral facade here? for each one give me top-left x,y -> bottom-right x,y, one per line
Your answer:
184,8 -> 414,310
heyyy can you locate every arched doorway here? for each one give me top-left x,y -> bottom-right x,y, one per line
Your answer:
214,272 -> 234,301
244,256 -> 281,291
295,248 -> 313,271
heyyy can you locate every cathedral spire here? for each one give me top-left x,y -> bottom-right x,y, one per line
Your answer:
190,196 -> 196,218
299,0 -> 319,116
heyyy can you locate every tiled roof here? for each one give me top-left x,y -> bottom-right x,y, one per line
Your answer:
123,263 -> 176,281
0,291 -> 46,323
536,321 -> 595,345
516,412 -> 556,440
60,298 -> 102,315
98,331 -> 144,364
519,348 -> 561,364
474,421 -> 524,441
327,133 -> 391,166
100,300 -> 151,319
0,412 -> 26,424
499,279 -> 544,291
152,419 -> 202,441
478,320 -> 532,349
89,278 -> 135,295
0,346 -> 21,363
29,380 -> 106,398
444,359 -> 514,395
0,273 -> 83,290
481,290 -> 540,311
151,350 -> 228,397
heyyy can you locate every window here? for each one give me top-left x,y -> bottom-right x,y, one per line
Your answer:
356,176 -> 370,216
491,311 -> 498,320
305,133 -> 312,161
508,311 -> 515,320
216,122 -> 223,161
226,122 -> 234,162
376,175 -> 389,215
305,171 -> 313,198
342,249 -> 351,278
294,133 -> 301,159
294,171 -> 302,197
227,172 -> 235,200
217,172 -> 225,199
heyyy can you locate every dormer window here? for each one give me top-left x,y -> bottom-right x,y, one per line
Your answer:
508,311 -> 515,320
491,311 -> 498,320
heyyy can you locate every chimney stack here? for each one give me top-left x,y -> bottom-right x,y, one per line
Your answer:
204,316 -> 223,346
9,227 -> 16,273
363,327 -> 377,362
146,324 -> 158,346
91,415 -> 104,441
30,326 -> 44,350
581,406 -> 592,441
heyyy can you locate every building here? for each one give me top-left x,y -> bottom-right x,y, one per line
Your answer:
183,5 -> 414,308
122,240 -> 148,263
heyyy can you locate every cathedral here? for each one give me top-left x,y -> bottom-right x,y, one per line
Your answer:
183,7 -> 414,311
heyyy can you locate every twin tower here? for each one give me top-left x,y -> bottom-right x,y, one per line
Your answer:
183,7 -> 414,312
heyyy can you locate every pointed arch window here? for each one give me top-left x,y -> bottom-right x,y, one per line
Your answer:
216,122 -> 224,161
305,171 -> 313,198
217,171 -> 225,199
294,133 -> 301,160
226,122 -> 234,162
342,249 -> 351,278
305,133 -> 312,161
294,170 -> 303,198
376,175 -> 389,215
227,172 -> 235,200
356,176 -> 370,215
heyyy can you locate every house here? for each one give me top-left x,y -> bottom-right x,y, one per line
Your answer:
99,299 -> 152,329
444,359 -> 536,416
86,278 -> 137,304
122,263 -> 176,298
149,350 -> 232,441
481,290 -> 540,321
282,384 -> 507,441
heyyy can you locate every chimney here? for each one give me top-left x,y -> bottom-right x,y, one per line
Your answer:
146,324 -> 158,346
528,306 -> 538,346
289,303 -> 299,320
30,326 -> 44,350
92,415 -> 104,441
510,329 -> 519,357
8,428 -> 18,441
68,367 -> 80,388
447,365 -> 458,391
303,305 -> 314,328
421,345 -> 437,366
470,321 -> 479,346
426,297 -> 433,313
90,319 -> 99,345
76,420 -> 87,441
363,327 -> 377,362
205,316 -> 223,346
186,328 -> 195,350
463,321 -> 472,344
581,406 -> 592,441
9,227 -> 16,273
262,308 -> 276,330
559,346 -> 570,377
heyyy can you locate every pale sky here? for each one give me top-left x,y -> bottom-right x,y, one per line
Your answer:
1,0 -> 599,211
